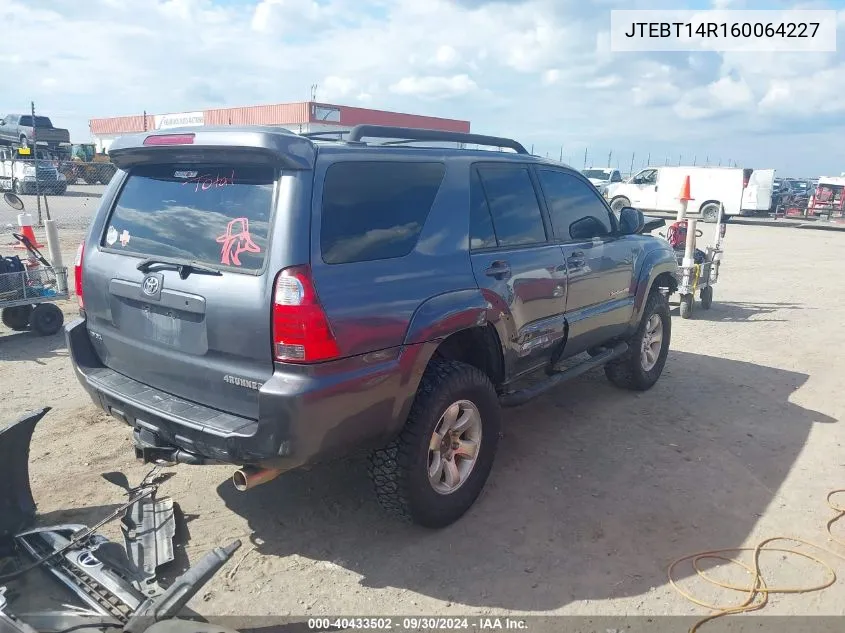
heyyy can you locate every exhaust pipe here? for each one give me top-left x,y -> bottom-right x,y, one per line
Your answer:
232,466 -> 284,492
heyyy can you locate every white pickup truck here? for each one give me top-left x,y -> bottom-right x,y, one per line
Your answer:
605,166 -> 775,222
0,147 -> 67,195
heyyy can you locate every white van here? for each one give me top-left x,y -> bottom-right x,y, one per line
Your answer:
605,166 -> 775,222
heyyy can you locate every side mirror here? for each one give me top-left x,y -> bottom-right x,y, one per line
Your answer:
618,206 -> 645,235
3,192 -> 24,211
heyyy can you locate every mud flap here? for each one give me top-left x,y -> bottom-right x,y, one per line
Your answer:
0,408 -> 50,544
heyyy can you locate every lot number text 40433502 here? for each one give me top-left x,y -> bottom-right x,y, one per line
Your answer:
307,617 -> 529,631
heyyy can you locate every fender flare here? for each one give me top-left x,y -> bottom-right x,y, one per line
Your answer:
629,247 -> 678,327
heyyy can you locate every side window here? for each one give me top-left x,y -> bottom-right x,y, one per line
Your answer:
537,169 -> 614,241
611,171 -> 623,183
469,169 -> 497,250
476,166 -> 546,247
635,169 -> 657,185
321,161 -> 446,264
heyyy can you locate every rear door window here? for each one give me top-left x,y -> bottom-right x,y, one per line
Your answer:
475,165 -> 547,247
102,163 -> 276,272
320,161 -> 446,264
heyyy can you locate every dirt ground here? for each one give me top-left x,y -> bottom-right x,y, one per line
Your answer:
2,191 -> 844,622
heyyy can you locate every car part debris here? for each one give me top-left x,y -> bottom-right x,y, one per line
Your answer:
0,587 -> 39,633
0,409 -> 50,543
1,408 -> 243,633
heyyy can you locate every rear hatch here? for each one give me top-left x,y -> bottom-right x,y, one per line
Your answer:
81,129 -> 315,420
742,168 -> 775,211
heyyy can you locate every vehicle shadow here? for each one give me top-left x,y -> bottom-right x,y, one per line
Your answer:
0,328 -> 67,364
670,301 -> 807,323
217,350 -> 836,610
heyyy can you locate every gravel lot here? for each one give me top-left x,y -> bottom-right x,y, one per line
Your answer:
1,188 -> 844,625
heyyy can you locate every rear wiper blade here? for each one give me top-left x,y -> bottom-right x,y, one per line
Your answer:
136,258 -> 222,280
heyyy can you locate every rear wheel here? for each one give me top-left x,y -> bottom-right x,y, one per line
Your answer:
368,360 -> 501,528
679,293 -> 694,319
2,305 -> 33,331
701,203 -> 720,223
29,303 -> 63,336
610,196 -> 631,213
605,289 -> 671,391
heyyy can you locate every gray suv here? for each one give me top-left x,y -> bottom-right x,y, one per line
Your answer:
66,125 -> 678,528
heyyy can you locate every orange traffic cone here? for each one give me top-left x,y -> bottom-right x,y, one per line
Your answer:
678,175 -> 694,202
13,213 -> 44,250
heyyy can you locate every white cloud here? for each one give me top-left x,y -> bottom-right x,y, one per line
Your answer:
389,74 -> 478,99
435,45 -> 460,68
542,69 -> 561,86
0,0 -> 843,175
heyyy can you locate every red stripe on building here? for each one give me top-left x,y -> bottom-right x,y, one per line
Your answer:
90,102 -> 469,136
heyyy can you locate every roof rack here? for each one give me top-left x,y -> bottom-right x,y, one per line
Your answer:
346,125 -> 529,155
301,130 -> 350,140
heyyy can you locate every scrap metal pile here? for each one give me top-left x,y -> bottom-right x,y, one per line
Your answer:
0,408 -> 241,633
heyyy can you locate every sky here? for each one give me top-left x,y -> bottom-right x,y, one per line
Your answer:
1,0 -> 844,176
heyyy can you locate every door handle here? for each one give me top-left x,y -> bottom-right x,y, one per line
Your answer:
484,261 -> 511,279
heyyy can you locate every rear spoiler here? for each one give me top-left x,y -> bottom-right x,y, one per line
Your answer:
108,126 -> 317,171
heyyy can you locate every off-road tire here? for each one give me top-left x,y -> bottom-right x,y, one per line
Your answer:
701,203 -> 720,223
605,289 -> 671,391
700,285 -> 713,309
610,196 -> 631,213
368,360 -> 501,529
2,305 -> 32,331
29,303 -> 63,336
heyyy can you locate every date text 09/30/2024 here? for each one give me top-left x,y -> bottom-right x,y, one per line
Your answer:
307,617 -> 529,631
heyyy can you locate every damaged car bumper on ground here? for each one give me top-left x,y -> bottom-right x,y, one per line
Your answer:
0,408 -> 242,633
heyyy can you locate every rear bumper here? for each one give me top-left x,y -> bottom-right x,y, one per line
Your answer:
65,317 -> 435,471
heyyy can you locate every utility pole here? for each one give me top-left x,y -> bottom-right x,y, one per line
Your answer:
678,154 -> 682,166
646,152 -> 650,166
31,101 -> 42,226
607,150 -> 612,168
143,110 -> 148,131
559,146 -> 563,162
693,155 -> 697,166
629,152 -> 635,175
310,84 -> 318,101
583,148 -> 588,168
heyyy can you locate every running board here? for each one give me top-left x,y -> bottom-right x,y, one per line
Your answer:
499,342 -> 629,408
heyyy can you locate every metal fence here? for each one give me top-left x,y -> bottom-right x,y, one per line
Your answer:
1,157 -> 117,197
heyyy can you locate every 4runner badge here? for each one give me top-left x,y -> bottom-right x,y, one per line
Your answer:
224,375 -> 263,391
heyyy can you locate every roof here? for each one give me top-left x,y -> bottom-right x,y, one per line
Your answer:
90,101 -> 471,136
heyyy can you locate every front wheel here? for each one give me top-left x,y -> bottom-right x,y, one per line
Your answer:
30,303 -> 64,336
700,285 -> 713,310
605,290 -> 671,391
368,360 -> 501,528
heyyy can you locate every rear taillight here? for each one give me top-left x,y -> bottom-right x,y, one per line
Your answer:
74,241 -> 84,309
143,133 -> 195,146
272,265 -> 340,363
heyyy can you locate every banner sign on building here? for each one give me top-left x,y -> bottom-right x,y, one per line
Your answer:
154,111 -> 205,130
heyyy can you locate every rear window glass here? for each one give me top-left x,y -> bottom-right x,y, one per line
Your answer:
320,161 -> 446,264
102,163 -> 276,272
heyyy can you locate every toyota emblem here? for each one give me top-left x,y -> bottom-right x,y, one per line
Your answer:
142,275 -> 160,296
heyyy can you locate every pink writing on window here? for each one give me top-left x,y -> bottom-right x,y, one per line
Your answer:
184,170 -> 235,192
216,217 -> 261,266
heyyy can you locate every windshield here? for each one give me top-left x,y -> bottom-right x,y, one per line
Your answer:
101,162 -> 277,272
18,115 -> 53,128
582,169 -> 611,180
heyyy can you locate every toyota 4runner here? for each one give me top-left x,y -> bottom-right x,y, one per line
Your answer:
66,125 -> 679,528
